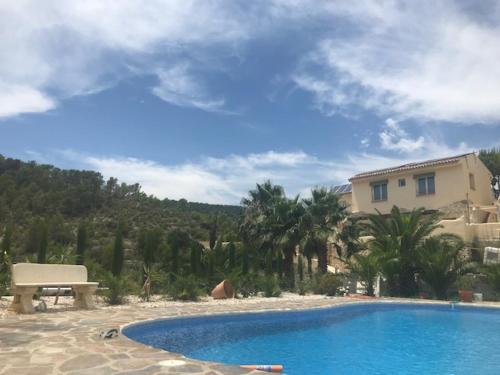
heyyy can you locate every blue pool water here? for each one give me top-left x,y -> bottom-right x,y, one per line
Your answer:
123,303 -> 500,375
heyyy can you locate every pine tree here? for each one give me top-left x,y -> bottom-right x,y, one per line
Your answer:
76,223 -> 87,265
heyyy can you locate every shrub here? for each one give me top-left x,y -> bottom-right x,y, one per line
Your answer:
259,275 -> 281,298
103,274 -> 129,305
485,264 -> 500,292
0,251 -> 11,297
314,273 -> 343,296
297,280 -> 313,296
235,273 -> 259,298
168,275 -> 203,301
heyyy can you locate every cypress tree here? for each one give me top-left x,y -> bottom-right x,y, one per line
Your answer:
76,223 -> 87,265
0,225 -> 12,279
228,242 -> 236,270
37,222 -> 48,264
241,246 -> 249,275
265,250 -> 273,276
190,244 -> 202,276
1,225 -> 12,256
111,224 -> 124,277
298,254 -> 304,282
276,252 -> 283,278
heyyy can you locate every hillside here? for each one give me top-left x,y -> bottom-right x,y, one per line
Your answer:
0,154 -> 242,264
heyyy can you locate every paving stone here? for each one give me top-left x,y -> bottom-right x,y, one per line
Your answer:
2,296 -> 497,374
59,353 -> 108,372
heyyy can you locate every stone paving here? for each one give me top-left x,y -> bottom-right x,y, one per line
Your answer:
1,296 -> 499,375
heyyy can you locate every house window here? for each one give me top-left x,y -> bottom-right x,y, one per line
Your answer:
371,180 -> 388,201
398,178 -> 406,187
469,173 -> 476,190
416,174 -> 435,196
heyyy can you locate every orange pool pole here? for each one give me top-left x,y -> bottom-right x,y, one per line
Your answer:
240,365 -> 283,372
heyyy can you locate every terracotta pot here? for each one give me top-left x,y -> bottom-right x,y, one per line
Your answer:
458,290 -> 473,303
211,280 -> 235,299
419,292 -> 429,299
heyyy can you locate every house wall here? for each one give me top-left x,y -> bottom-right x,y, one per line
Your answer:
350,162 -> 468,215
339,193 -> 352,210
461,153 -> 495,206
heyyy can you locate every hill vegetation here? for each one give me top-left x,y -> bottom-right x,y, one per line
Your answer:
0,154 -> 241,267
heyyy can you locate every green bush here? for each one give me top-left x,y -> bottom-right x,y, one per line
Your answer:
235,273 -> 259,298
168,275 -> 204,301
259,275 -> 282,298
297,279 -> 313,296
314,273 -> 343,296
103,274 -> 129,305
485,264 -> 500,292
0,272 -> 9,297
0,251 -> 11,297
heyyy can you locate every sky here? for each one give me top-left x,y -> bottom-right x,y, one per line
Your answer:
1,0 -> 500,204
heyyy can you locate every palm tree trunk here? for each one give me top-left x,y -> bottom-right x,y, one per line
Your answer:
399,264 -> 418,297
317,242 -> 328,274
283,246 -> 295,288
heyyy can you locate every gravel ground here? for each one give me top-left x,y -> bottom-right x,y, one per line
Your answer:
0,292 -> 328,318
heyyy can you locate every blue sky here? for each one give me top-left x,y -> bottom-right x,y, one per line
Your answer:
1,1 -> 500,204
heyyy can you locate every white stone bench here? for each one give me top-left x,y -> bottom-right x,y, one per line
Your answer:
9,263 -> 98,314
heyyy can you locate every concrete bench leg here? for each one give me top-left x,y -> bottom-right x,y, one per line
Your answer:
9,287 -> 38,314
73,285 -> 98,309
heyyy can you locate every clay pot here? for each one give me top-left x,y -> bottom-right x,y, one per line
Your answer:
458,290 -> 473,303
211,280 -> 235,299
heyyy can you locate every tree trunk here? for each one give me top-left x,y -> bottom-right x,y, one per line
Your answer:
399,264 -> 418,297
317,242 -> 328,274
366,282 -> 374,297
283,246 -> 295,288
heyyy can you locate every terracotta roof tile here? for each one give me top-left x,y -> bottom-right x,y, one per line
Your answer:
349,153 -> 472,182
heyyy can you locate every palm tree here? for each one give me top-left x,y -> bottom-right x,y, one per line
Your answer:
240,181 -> 287,276
347,252 -> 379,296
416,235 -> 464,300
337,217 -> 364,259
364,206 -> 441,296
302,187 -> 347,273
269,195 -> 306,286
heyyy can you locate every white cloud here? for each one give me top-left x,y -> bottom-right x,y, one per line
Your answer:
375,117 -> 471,159
294,1 -> 500,124
0,1 -> 263,118
152,64 -> 226,112
49,142 -> 472,204
379,118 -> 425,153
0,83 -> 55,118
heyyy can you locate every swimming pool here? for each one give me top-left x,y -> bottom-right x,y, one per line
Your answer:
123,302 -> 500,375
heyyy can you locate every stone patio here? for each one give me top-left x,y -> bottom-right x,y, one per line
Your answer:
1,295 -> 499,375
